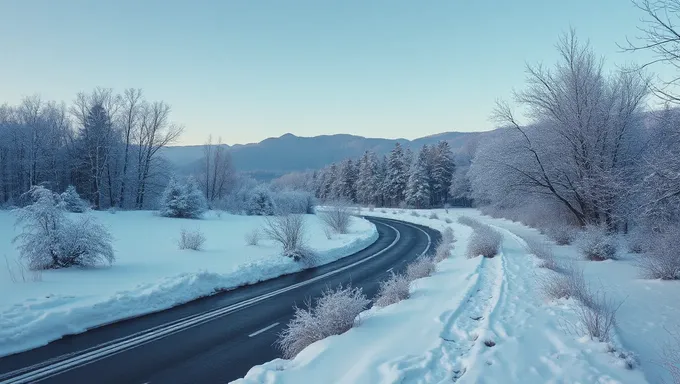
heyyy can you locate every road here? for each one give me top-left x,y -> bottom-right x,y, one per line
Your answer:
0,216 -> 439,384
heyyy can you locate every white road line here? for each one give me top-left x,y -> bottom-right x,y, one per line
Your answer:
248,322 -> 280,338
385,267 -> 393,273
0,219 -> 402,384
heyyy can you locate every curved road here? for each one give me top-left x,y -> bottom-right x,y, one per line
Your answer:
0,216 -> 439,384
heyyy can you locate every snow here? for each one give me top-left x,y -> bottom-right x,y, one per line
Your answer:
0,210 -> 377,357
235,208 -> 658,384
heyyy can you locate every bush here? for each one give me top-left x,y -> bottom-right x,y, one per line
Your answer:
319,204 -> 351,234
178,228 -> 206,250
245,186 -> 276,216
277,285 -> 369,358
627,226 -> 652,254
406,256 -> 436,281
466,224 -> 502,258
4,254 -> 42,283
410,211 -> 420,217
273,190 -> 315,215
526,238 -> 560,271
575,291 -> 622,343
159,177 -> 208,219
444,218 -> 453,224
374,272 -> 410,307
13,186 -> 114,270
441,227 -> 455,245
245,228 -> 261,246
539,264 -> 590,304
60,185 -> 89,213
263,214 -> 313,262
546,225 -> 576,245
429,212 -> 439,220
577,225 -> 617,261
433,228 -> 455,262
457,215 -> 480,228
638,226 -> 680,280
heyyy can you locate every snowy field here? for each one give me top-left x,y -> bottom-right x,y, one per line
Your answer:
0,210 -> 377,357
237,208 -> 676,384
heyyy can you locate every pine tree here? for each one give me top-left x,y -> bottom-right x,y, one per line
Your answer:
185,177 -> 208,217
356,151 -> 375,205
430,141 -> 455,205
332,159 -> 357,202
61,185 -> 89,213
246,186 -> 276,215
405,147 -> 431,208
384,143 -> 410,206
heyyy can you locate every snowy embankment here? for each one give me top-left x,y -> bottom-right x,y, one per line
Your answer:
236,208 -> 649,384
0,210 -> 377,358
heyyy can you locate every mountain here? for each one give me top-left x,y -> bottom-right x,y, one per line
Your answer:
161,131 -> 486,180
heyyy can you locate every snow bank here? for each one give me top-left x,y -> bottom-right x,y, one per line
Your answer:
0,211 -> 377,357
235,208 -> 648,384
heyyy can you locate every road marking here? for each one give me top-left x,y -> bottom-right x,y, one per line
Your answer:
0,219 -> 402,384
248,322 -> 280,338
385,267 -> 393,273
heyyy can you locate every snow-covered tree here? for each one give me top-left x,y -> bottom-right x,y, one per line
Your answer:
331,159 -> 357,202
430,141 -> 455,205
158,177 -> 207,219
356,151 -> 383,205
405,147 -> 431,208
246,185 -> 276,215
13,186 -> 114,269
185,177 -> 208,217
383,143 -> 410,206
60,185 -> 89,213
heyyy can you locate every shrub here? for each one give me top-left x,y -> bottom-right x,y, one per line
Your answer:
466,224 -> 502,258
406,256 -> 436,281
441,227 -> 455,245
245,186 -> 276,216
638,226 -> 680,280
319,204 -> 351,234
577,225 -> 617,261
263,214 -> 313,262
457,215 -> 480,228
277,285 -> 369,358
13,186 -> 114,270
245,228 -> 261,246
368,205 -> 375,212
410,211 -> 420,217
546,225 -> 576,245
159,177 -> 207,219
627,226 -> 652,254
374,272 -> 411,307
60,185 -> 89,213
526,238 -> 560,271
4,254 -> 42,283
178,228 -> 206,250
434,241 -> 451,262
444,218 -> 453,224
429,212 -> 439,220
273,190 -> 315,215
575,291 -> 622,342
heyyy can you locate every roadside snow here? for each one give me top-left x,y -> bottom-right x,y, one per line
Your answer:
236,208 -> 650,384
0,210 -> 377,357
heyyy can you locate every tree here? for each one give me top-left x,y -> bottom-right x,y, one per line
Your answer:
405,147 -> 431,208
430,141 -> 455,205
383,143 -> 410,206
118,88 -> 143,209
356,151 -> 381,205
199,135 -> 234,204
158,177 -> 207,219
60,185 -> 89,213
331,159 -> 357,202
246,185 -> 276,216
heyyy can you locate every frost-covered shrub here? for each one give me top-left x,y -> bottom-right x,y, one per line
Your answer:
638,226 -> 680,280
527,238 -> 559,271
466,224 -> 502,258
539,264 -> 589,303
273,190 -> 315,215
263,214 -> 313,262
444,218 -> 453,224
577,225 -> 617,261
410,211 -> 420,217
441,227 -> 455,245
457,215 -> 480,228
575,291 -> 622,342
546,225 -> 576,245
60,185 -> 89,213
13,186 -> 114,270
406,256 -> 436,281
319,204 -> 351,234
178,228 -> 206,250
429,212 -> 439,220
375,272 -> 410,307
627,226 -> 652,254
434,228 -> 455,262
159,177 -> 208,219
245,228 -> 261,246
277,285 -> 369,358
246,186 -> 276,216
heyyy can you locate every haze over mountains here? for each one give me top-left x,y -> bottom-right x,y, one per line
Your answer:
162,131 -> 485,179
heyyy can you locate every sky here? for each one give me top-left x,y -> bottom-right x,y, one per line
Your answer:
0,0 -> 665,145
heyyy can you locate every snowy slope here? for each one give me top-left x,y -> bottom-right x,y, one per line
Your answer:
0,210 -> 377,357
235,209 -> 651,384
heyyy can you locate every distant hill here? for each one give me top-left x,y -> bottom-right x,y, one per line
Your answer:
161,131 -> 486,180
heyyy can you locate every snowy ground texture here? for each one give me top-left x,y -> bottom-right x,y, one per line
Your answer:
0,210 -> 377,357
237,208 -> 676,384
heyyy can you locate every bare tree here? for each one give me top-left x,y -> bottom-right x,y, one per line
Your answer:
117,88 -> 143,208
199,135 -> 233,203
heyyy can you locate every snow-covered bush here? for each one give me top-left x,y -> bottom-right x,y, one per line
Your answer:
277,285 -> 369,358
263,214 -> 313,262
374,272 -> 411,307
429,212 -> 439,220
466,224 -> 502,258
60,185 -> 89,213
406,256 -> 436,281
444,217 -> 453,224
441,227 -> 455,245
638,226 -> 680,280
434,228 -> 455,262
575,291 -> 622,342
577,225 -> 618,261
410,211 -> 420,217
13,186 -> 114,270
545,225 -> 576,245
178,228 -> 206,250
273,190 -> 315,215
246,186 -> 276,216
159,177 -> 208,219
627,226 -> 652,254
245,228 -> 261,246
457,215 -> 480,228
319,204 -> 351,234
539,264 -> 590,303
526,238 -> 559,271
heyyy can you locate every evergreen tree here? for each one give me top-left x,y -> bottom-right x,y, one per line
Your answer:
332,159 -> 357,202
356,151 -> 376,205
430,141 -> 455,205
405,147 -> 431,208
246,185 -> 276,215
383,143 -> 410,206
60,185 -> 89,213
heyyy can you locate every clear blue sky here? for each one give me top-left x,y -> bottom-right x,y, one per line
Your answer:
0,0 -> 660,145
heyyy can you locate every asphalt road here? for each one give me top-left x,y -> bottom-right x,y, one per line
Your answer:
0,216 -> 439,384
